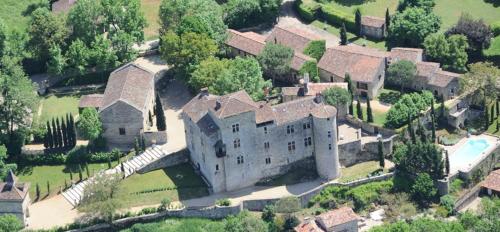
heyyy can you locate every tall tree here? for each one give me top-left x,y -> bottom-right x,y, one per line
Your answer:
323,87 -> 352,111
80,173 -> 122,223
56,118 -> 62,148
67,0 -> 104,45
445,151 -> 450,176
367,97 -> 374,123
66,39 -> 90,75
446,13 -> 492,57
0,19 -> 6,58
386,60 -> 417,92
46,121 -> 53,149
411,173 -> 437,205
345,73 -> 354,115
155,94 -> 166,131
51,119 -> 58,148
101,0 -> 147,43
459,62 -> 500,103
389,7 -> 440,47
378,140 -> 385,168
46,45 -> 67,75
385,8 -> 390,28
355,8 -> 362,34
89,35 -> 118,71
398,0 -> 436,12
340,23 -> 347,45
356,96 -> 363,120
408,115 -> 416,144
78,108 -> 103,141
27,8 -> 68,64
257,42 -> 293,85
61,117 -> 68,147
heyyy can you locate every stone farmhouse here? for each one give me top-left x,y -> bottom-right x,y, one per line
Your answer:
226,26 -> 316,83
0,170 -> 30,225
182,89 -> 340,193
79,63 -> 166,149
389,47 -> 460,100
318,45 -> 388,99
294,207 -> 360,232
360,16 -> 386,40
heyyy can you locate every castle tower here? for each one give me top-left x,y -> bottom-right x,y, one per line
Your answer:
311,96 -> 340,180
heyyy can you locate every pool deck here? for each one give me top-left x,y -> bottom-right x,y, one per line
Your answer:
441,134 -> 500,174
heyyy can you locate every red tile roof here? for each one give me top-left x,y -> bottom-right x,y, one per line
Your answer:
0,170 -> 29,201
265,26 -> 322,52
52,0 -> 77,13
483,169 -> 500,192
282,83 -> 348,98
318,45 -> 386,83
100,63 -> 155,112
316,207 -> 359,229
226,29 -> 266,56
79,94 -> 103,108
361,16 -> 385,28
295,220 -> 324,232
428,70 -> 460,88
390,47 -> 424,63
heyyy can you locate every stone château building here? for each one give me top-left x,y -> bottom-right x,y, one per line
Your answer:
0,170 -> 30,225
182,89 -> 340,193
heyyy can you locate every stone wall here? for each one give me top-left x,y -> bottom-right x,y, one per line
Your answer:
454,184 -> 482,212
338,140 -> 362,167
142,130 -> 167,146
137,149 -> 189,174
345,116 -> 396,137
364,137 -> 394,156
458,143 -> 499,182
361,25 -> 384,39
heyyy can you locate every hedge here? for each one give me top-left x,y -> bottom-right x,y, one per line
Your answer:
491,21 -> 500,37
294,0 -> 320,23
319,4 -> 356,32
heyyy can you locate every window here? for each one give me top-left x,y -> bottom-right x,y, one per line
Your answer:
328,131 -> 331,138
329,144 -> 332,150
264,142 -> 270,149
303,122 -> 311,130
233,138 -> 240,148
357,82 -> 368,90
288,141 -> 296,152
264,127 -> 268,134
232,124 -> 239,133
304,137 -> 312,147
215,164 -> 219,171
237,155 -> 244,164
287,125 -> 295,134
119,128 -> 126,135
265,157 -> 271,164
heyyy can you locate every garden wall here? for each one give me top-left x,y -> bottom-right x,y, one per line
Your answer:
137,149 -> 189,174
345,116 -> 396,137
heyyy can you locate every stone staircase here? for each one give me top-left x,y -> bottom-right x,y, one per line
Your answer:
62,146 -> 166,206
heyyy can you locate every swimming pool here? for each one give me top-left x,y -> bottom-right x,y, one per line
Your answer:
450,138 -> 491,171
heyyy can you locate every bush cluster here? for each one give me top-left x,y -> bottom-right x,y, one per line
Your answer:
320,5 -> 356,32
216,198 -> 231,206
491,21 -> 500,36
19,147 -> 122,166
294,0 -> 320,23
384,91 -> 434,128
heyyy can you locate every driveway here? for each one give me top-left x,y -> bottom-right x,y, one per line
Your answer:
27,195 -> 81,230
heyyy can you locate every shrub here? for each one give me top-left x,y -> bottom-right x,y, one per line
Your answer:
261,205 -> 275,222
216,198 -> 231,207
275,196 -> 301,213
492,21 -> 500,36
440,195 -> 456,216
384,91 -> 434,128
138,207 -> 157,215
347,180 -> 393,210
19,153 -> 67,165
378,91 -> 401,105
158,197 -> 171,211
294,0 -> 320,23
303,40 -> 326,61
320,5 -> 356,32
450,179 -> 464,194
299,60 -> 320,82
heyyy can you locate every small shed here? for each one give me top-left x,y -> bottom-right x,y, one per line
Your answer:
78,94 -> 103,113
360,16 -> 386,39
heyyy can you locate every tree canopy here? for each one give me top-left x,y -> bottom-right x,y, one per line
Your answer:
424,33 -> 468,72
388,7 -> 441,47
257,43 -> 293,83
459,62 -> 500,102
303,40 -> 326,61
0,214 -> 23,232
80,173 -> 122,223
323,87 -> 352,108
78,108 -> 103,141
446,13 -> 493,56
384,91 -> 434,128
386,60 -> 417,91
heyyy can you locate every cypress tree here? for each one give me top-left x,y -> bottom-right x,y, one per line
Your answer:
64,179 -> 67,190
120,161 -> 125,172
484,102 -> 489,128
345,73 -> 354,115
431,115 -> 436,142
490,104 -> 495,124
78,167 -> 83,181
69,172 -> 73,181
366,97 -> 373,123
445,151 -> 450,176
134,137 -> 140,155
496,99 -> 499,118
440,95 -> 445,118
61,118 -> 68,148
356,96 -> 363,120
107,156 -> 112,169
355,8 -> 362,34
418,119 -> 426,143
70,114 -> 77,147
45,121 -> 53,149
56,118 -> 62,148
408,115 -> 416,144
148,111 -> 153,127
496,118 -> 499,132
378,140 -> 384,169
340,23 -> 347,45
65,114 -> 72,147
385,8 -> 390,28
36,183 -> 40,200
141,135 -> 146,151
47,181 -> 50,194
431,98 -> 435,117
85,164 -> 90,178
52,119 -> 59,148
156,94 -> 166,131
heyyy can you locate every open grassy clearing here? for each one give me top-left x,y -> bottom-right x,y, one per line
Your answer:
339,161 -> 386,183
352,104 -> 388,126
141,0 -> 161,40
120,218 -> 225,232
0,0 -> 39,32
17,161 -> 119,200
484,35 -> 500,57
434,0 -> 500,30
116,163 -> 208,207
321,0 -> 399,17
36,95 -> 80,124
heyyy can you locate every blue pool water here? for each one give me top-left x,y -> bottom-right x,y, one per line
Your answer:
450,139 -> 490,170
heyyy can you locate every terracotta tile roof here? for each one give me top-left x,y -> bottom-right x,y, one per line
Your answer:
318,46 -> 386,83
390,47 -> 424,63
183,90 -> 337,126
100,63 -> 155,113
291,52 -> 315,71
226,29 -> 266,56
79,94 -> 103,108
482,169 -> 500,192
282,83 -> 348,98
0,170 -> 29,201
428,70 -> 460,88
52,0 -> 77,13
316,207 -> 359,229
361,16 -> 385,28
266,26 -> 322,52
295,220 -> 324,232
416,62 -> 440,79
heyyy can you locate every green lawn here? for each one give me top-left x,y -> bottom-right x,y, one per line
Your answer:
322,0 -> 399,18
339,161 -> 385,183
141,0 -> 161,40
352,103 -> 388,126
17,162 -> 119,201
36,95 -> 80,124
116,164 -> 208,207
434,0 -> 500,30
121,218 -> 225,232
0,0 -> 39,32
487,117 -> 500,136
311,20 -> 388,50
484,35 -> 500,57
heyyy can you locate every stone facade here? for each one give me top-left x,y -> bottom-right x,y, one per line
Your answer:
360,16 -> 386,40
182,90 -> 340,193
0,171 -> 30,225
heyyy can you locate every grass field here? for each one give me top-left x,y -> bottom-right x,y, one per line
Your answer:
434,0 -> 500,30
17,162 -> 119,201
322,0 -> 399,17
121,218 -> 225,232
352,103 -> 388,126
141,0 -> 161,40
484,35 -> 500,57
36,95 -> 80,124
339,161 -> 385,183
0,0 -> 39,32
116,164 -> 208,207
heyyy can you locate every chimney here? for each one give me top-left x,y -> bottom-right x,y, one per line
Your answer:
200,87 -> 209,97
314,93 -> 323,104
303,73 -> 310,94
214,100 -> 222,111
